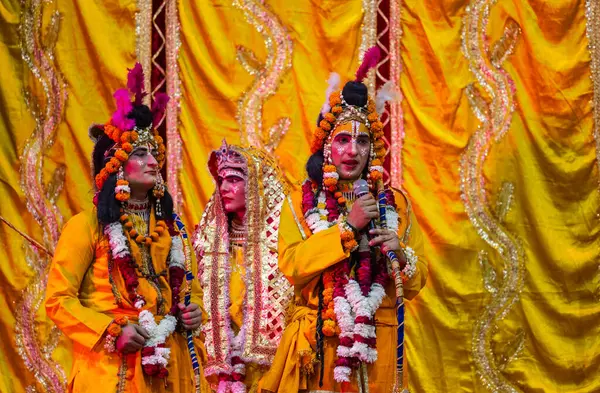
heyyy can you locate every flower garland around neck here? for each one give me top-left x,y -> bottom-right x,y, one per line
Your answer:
104,213 -> 186,379
301,178 -> 400,382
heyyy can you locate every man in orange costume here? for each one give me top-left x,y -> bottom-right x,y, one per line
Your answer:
193,142 -> 293,392
260,48 -> 428,392
45,64 -> 208,392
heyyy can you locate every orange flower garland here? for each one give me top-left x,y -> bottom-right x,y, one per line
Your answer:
323,164 -> 339,191
321,270 -> 337,336
119,213 -> 166,246
104,316 -> 129,353
339,218 -> 358,253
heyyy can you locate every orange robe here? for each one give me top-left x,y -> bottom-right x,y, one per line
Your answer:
45,208 -> 209,392
260,189 -> 428,393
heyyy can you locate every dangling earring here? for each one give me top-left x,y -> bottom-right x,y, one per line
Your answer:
115,166 -> 130,203
367,141 -> 383,188
322,141 -> 339,192
153,172 -> 165,218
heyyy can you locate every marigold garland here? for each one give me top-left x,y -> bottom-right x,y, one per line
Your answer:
321,270 -> 337,336
119,212 -> 166,246
104,218 -> 186,379
104,316 -> 129,353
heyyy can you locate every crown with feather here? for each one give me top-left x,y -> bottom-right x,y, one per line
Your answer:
89,63 -> 169,204
312,46 -> 400,192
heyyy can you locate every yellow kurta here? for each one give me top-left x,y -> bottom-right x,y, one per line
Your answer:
260,189 -> 428,393
44,208 -> 209,393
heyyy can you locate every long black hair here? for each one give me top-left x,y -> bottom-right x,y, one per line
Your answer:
93,104 -> 173,225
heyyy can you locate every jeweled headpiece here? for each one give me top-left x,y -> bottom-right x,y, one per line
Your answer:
311,47 -> 395,192
89,63 -> 169,204
213,139 -> 247,181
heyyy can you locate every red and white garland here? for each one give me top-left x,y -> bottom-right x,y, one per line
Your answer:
332,251 -> 388,382
302,181 -> 415,382
217,325 -> 247,393
104,220 -> 185,378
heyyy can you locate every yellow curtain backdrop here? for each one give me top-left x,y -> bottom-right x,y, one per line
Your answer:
0,0 -> 599,392
176,0 -> 366,227
401,0 -> 600,392
0,1 -> 139,392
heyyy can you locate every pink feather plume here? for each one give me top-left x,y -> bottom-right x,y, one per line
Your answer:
151,93 -> 170,126
355,46 -> 381,83
111,88 -> 135,130
127,63 -> 146,106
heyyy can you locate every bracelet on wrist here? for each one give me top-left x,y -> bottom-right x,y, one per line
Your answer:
339,217 -> 359,253
104,316 -> 129,353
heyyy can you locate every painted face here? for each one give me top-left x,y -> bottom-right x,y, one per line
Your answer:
123,145 -> 159,192
218,173 -> 246,216
330,123 -> 371,180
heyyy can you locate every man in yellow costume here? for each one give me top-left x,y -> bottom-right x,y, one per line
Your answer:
193,142 -> 293,393
260,47 -> 428,392
45,64 -> 208,393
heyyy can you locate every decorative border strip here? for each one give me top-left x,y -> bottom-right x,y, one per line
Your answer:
165,0 -> 183,210
359,0 -> 378,93
389,0 -> 404,188
585,1 -> 600,192
135,0 -> 152,106
460,1 -> 524,392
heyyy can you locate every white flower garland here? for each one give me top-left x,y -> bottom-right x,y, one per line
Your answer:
345,280 -> 385,364
303,183 -> 408,382
115,184 -> 131,194
168,236 -> 186,269
385,206 -> 399,233
401,246 -> 418,279
105,221 -> 185,374
217,325 -> 247,393
333,294 -> 354,382
139,311 -> 177,367
305,190 -> 333,234
105,222 -> 131,259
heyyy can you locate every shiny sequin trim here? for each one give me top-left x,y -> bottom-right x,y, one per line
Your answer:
461,2 -> 525,392
165,0 -> 183,210
135,0 -> 152,106
16,0 -> 68,391
389,0 -> 405,188
359,0 -> 378,93
232,0 -> 293,153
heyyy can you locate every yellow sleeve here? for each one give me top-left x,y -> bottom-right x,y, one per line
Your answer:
278,196 -> 349,287
44,211 -> 113,350
187,236 -> 207,323
403,209 -> 429,300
